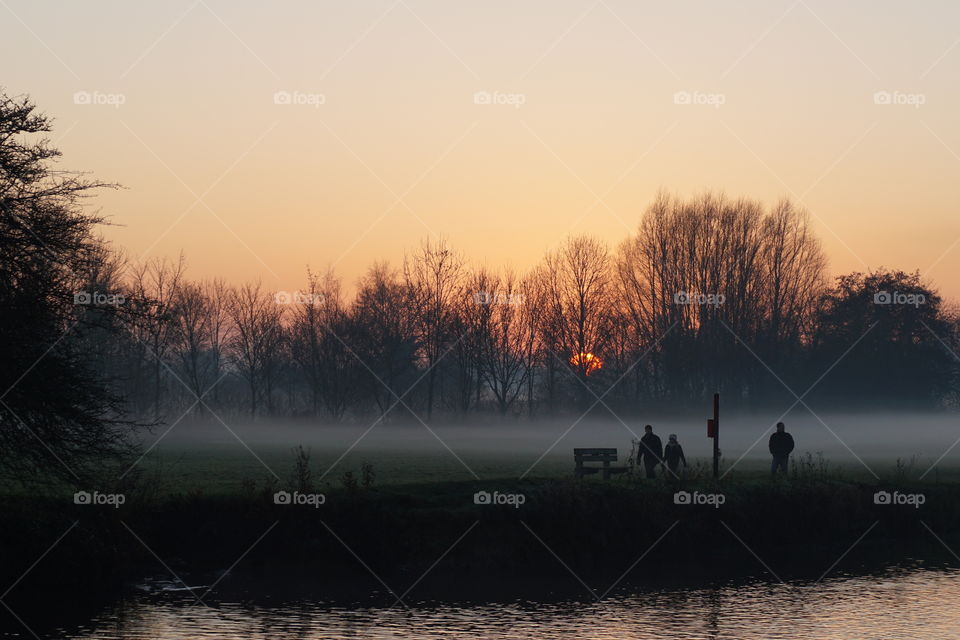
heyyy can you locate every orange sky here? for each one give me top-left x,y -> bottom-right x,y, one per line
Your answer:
4,0 -> 960,299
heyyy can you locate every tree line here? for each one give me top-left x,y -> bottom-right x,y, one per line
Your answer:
73,197 -> 957,425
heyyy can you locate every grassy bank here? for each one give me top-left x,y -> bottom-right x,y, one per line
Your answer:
3,466 -> 960,604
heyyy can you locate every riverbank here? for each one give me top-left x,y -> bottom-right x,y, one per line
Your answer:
3,472 -> 959,606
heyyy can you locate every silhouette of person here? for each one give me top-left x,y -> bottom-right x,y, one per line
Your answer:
640,424 -> 663,479
768,422 -> 795,474
664,434 -> 687,477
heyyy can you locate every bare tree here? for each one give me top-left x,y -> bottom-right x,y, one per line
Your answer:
203,278 -> 232,408
616,191 -> 826,403
351,263 -> 418,420
404,238 -> 464,419
289,268 -> 357,419
449,270 -> 490,414
760,199 -> 826,349
127,255 -> 186,418
535,235 -> 613,410
226,281 -> 285,417
518,272 -> 544,417
474,270 -> 529,415
171,281 -> 216,412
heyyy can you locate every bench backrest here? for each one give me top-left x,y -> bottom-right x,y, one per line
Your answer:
574,448 -> 618,463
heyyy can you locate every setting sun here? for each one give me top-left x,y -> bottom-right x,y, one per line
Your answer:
570,351 -> 603,375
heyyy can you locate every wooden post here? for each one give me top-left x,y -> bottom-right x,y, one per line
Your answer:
712,392 -> 720,479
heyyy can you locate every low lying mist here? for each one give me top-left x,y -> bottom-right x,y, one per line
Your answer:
140,411 -> 960,481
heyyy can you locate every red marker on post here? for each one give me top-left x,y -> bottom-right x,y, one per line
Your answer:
707,393 -> 719,478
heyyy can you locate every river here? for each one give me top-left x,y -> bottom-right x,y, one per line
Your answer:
32,566 -> 958,639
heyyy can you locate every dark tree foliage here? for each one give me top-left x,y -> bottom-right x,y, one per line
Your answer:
0,92 -> 135,484
809,270 -> 957,408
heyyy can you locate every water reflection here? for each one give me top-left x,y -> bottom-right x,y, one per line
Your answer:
62,568 -> 958,640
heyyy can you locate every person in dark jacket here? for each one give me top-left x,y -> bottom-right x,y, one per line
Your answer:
768,422 -> 795,475
639,424 -> 663,479
663,434 -> 687,477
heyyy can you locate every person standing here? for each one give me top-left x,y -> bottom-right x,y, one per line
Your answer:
640,424 -> 663,479
768,422 -> 795,475
663,434 -> 687,478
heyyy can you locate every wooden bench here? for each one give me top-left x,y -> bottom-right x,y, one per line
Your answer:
574,448 -> 629,480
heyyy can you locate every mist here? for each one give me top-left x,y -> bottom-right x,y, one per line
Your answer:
144,411 -> 960,482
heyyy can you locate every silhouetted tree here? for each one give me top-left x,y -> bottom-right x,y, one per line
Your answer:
616,192 -> 826,405
404,238 -> 464,419
809,270 -> 956,408
351,263 -> 418,420
535,235 -> 613,411
126,255 -> 185,417
171,279 -> 220,413
288,268 -> 357,419
0,92 -> 135,483
449,268 -> 490,413
226,281 -> 284,417
461,268 -> 528,415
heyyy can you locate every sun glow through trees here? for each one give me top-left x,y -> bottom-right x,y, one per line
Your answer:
569,352 -> 603,375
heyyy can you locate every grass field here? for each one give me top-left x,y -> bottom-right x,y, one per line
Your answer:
119,440 -> 960,497
6,411 -> 960,497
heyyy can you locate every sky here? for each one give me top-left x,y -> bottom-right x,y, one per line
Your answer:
4,0 -> 960,300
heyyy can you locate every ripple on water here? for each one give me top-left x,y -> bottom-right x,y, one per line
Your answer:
61,568 -> 960,640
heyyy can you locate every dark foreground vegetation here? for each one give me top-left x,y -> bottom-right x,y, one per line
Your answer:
3,469 -> 960,607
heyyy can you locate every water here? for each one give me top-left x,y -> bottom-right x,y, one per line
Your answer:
41,568 -> 960,639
